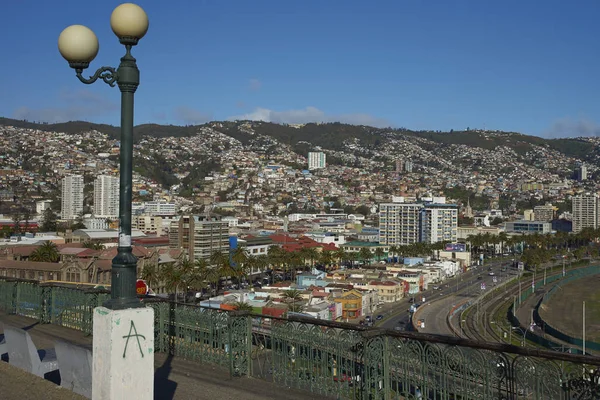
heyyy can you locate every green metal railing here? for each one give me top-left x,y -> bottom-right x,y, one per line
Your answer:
0,278 -> 110,335
1,277 -> 599,399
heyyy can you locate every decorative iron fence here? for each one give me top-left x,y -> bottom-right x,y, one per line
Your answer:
1,278 -> 599,399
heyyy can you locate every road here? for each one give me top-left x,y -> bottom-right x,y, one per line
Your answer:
378,258 -> 516,335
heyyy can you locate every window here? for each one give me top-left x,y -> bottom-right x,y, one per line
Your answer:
66,267 -> 81,283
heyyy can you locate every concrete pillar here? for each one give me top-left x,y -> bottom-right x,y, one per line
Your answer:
92,306 -> 154,399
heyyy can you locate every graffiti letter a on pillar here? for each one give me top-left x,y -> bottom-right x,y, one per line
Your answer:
122,320 -> 146,358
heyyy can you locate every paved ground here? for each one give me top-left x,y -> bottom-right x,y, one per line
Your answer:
0,361 -> 86,400
0,312 -> 329,400
539,274 -> 600,343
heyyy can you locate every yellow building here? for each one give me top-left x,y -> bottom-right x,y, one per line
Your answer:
333,289 -> 363,320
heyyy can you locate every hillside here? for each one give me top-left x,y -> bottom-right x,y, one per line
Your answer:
2,117 -> 600,173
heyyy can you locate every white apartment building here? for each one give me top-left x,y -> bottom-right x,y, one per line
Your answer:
93,175 -> 119,218
144,201 -> 176,216
379,198 -> 457,245
420,203 -> 458,244
379,202 -> 423,246
572,194 -> 600,233
61,175 -> 84,220
308,152 -> 326,170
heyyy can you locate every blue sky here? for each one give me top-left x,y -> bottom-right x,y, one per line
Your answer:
2,0 -> 600,137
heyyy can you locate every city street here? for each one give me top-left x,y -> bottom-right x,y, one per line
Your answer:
378,258 -> 515,334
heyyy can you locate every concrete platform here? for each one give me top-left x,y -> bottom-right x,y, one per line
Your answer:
0,312 -> 327,400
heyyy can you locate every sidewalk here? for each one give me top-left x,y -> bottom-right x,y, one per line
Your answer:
0,312 -> 328,400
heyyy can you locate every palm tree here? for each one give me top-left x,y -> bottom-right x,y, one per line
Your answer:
160,263 -> 184,302
282,289 -> 302,303
358,247 -> 372,265
231,246 -> 249,282
30,241 -> 60,262
374,247 -> 385,262
281,289 -> 303,314
388,245 -> 399,263
334,248 -> 346,268
140,264 -> 161,291
232,301 -> 253,312
319,250 -> 334,269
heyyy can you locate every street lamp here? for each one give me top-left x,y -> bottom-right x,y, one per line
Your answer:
58,3 -> 149,309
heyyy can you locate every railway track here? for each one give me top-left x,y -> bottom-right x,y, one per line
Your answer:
458,265 -> 592,346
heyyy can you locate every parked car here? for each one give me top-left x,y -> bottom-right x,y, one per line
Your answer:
376,315 -> 384,321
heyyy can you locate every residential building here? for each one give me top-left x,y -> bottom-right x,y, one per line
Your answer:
307,152 -> 326,170
133,216 -> 164,235
144,201 -> 177,216
395,159 -> 403,173
61,175 -> 84,220
379,202 -> 423,246
332,289 -> 363,320
419,203 -> 458,244
576,163 -> 588,181
523,210 -> 535,221
169,214 -> 230,260
36,200 -> 52,215
368,280 -> 404,303
93,175 -> 119,218
533,204 -> 555,222
404,160 -> 413,173
379,198 -> 457,245
572,194 -> 600,233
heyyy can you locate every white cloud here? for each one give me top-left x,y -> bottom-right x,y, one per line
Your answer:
173,106 -> 212,125
545,116 -> 600,138
248,79 -> 262,91
228,106 -> 390,127
13,89 -> 118,123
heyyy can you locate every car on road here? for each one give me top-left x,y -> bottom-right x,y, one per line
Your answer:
477,275 -> 483,280
432,286 -> 439,290
488,272 -> 495,276
376,315 -> 384,320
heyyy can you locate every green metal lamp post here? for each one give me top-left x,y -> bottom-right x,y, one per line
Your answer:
58,3 -> 149,309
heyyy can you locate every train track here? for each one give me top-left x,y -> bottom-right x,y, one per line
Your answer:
458,265 -> 591,346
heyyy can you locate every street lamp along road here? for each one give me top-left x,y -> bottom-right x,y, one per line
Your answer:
58,3 -> 149,310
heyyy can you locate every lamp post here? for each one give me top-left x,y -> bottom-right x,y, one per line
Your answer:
58,3 -> 148,310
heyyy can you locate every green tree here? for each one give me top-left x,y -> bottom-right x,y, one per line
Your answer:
232,301 -> 253,312
40,208 -> 58,232
359,247 -> 372,264
30,241 -> 60,262
374,247 -> 385,261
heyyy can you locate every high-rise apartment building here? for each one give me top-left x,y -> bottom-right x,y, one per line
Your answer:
395,159 -> 404,173
61,175 -> 84,220
533,203 -> 555,222
169,215 -> 230,260
93,175 -> 119,218
379,202 -> 423,246
379,198 -> 458,245
419,204 -> 458,244
572,194 -> 600,233
308,152 -> 326,170
404,160 -> 413,173
576,163 -> 588,181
